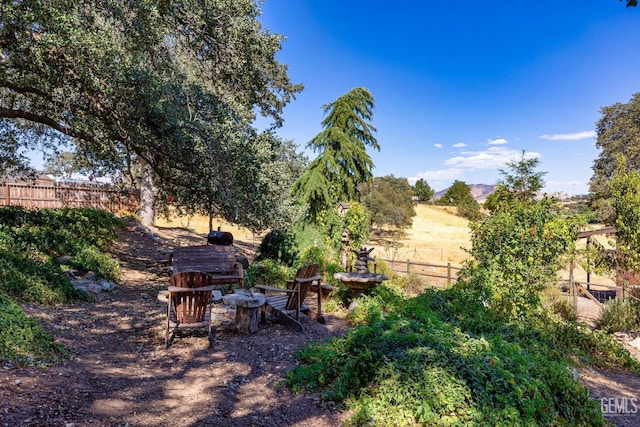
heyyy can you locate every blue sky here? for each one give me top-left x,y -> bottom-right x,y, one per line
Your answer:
256,1 -> 640,195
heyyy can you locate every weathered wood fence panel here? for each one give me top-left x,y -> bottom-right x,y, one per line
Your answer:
0,178 -> 140,214
379,258 -> 463,286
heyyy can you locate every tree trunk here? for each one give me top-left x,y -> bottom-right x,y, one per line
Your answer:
235,305 -> 261,334
138,158 -> 156,227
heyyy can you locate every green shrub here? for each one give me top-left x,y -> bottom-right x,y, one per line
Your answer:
396,272 -> 429,295
255,229 -> 298,266
72,245 -> 121,281
0,207 -> 122,365
459,198 -> 583,319
549,298 -> 578,322
320,297 -> 343,313
286,285 -> 629,426
247,259 -> 294,287
371,257 -> 392,276
0,290 -> 67,365
596,298 -> 640,333
297,245 -> 325,268
0,249 -> 85,304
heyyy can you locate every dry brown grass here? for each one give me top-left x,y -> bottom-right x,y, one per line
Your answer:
153,206 -> 616,287
154,212 -> 264,247
367,204 -> 471,265
154,204 -> 472,266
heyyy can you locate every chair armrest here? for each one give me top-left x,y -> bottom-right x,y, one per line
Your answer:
254,284 -> 298,294
168,285 -> 217,293
293,274 -> 323,285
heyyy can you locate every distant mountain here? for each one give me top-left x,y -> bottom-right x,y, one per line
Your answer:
433,184 -> 579,203
434,184 -> 496,202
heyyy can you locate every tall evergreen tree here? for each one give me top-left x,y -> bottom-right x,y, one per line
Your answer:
498,150 -> 546,201
292,87 -> 379,222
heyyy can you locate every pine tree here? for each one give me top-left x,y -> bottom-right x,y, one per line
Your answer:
293,87 -> 379,222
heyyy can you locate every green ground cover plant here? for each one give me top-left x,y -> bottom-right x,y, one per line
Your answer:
287,284 -> 640,426
0,290 -> 67,365
0,206 -> 124,365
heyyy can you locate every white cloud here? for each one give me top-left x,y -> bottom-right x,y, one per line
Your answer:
453,142 -> 467,148
487,138 -> 508,145
539,130 -> 596,141
445,147 -> 540,169
434,143 -> 443,148
409,168 -> 464,184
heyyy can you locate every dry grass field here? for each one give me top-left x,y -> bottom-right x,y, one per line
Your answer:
367,204 -> 471,265
153,204 -> 617,288
154,212 -> 264,247
154,204 -> 472,266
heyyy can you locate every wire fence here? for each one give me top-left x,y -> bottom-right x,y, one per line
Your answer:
379,258 -> 463,287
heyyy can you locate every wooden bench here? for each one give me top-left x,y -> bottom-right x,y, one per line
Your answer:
172,245 -> 244,290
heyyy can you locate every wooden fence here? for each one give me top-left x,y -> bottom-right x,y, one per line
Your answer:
0,178 -> 140,214
379,258 -> 463,287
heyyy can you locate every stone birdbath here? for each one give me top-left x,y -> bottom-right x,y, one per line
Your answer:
334,247 -> 388,299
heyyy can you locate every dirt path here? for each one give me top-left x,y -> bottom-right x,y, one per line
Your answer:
1,225 -> 350,426
2,224 -> 640,426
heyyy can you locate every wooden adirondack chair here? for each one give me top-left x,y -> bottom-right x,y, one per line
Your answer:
256,264 -> 322,332
165,271 -> 217,349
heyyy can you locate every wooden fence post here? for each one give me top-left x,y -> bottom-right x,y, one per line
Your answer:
407,259 -> 411,274
447,263 -> 452,285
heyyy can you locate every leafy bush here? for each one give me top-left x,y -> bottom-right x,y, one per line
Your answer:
596,298 -> 640,333
0,206 -> 124,255
255,229 -> 298,266
286,284 -> 640,426
0,290 -> 67,365
247,259 -> 294,287
297,245 -> 325,268
549,297 -> 578,322
396,272 -> 428,295
0,206 -> 123,365
72,245 -> 121,281
117,208 -> 139,222
0,247 -> 85,304
459,198 -> 584,319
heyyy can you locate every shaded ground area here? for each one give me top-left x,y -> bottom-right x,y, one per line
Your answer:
1,224 -> 640,426
1,224 -> 350,426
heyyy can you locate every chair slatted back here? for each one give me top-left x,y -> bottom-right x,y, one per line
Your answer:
170,287 -> 212,323
170,271 -> 215,288
169,272 -> 214,324
285,264 -> 320,310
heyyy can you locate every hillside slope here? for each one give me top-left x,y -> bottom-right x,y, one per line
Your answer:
369,204 -> 471,265
434,183 -> 496,202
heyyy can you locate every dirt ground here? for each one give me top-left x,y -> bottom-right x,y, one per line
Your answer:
1,224 -> 640,426
1,225 -> 351,426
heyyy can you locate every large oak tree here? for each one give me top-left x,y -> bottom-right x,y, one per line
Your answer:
589,93 -> 640,223
0,0 -> 302,230
360,175 -> 415,234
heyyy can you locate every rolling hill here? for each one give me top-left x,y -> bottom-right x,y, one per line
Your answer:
434,183 -> 496,202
